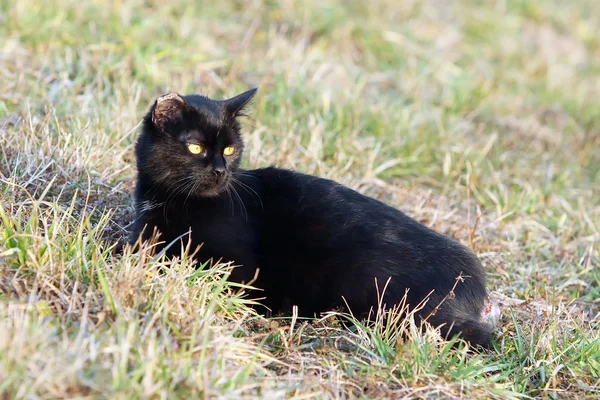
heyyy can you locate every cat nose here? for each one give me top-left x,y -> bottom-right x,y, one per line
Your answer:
213,167 -> 225,176
212,156 -> 226,177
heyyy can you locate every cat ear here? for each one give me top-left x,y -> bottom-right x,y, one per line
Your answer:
223,88 -> 258,118
152,93 -> 189,132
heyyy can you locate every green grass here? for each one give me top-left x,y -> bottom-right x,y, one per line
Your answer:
1,0 -> 599,398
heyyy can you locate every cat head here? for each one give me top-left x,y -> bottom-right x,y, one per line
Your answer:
136,88 -> 257,198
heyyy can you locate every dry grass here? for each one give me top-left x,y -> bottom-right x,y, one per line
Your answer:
1,0 -> 599,398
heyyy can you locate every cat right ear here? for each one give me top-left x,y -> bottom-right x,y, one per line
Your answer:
224,88 -> 258,118
151,93 -> 189,133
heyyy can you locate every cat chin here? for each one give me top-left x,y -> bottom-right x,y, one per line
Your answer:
198,188 -> 228,198
196,181 -> 231,198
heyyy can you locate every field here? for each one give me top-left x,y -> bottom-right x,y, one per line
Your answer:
1,0 -> 599,398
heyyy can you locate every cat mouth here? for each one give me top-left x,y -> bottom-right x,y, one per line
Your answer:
198,176 -> 230,197
214,174 -> 228,186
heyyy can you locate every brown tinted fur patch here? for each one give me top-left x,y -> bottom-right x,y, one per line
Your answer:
152,93 -> 188,131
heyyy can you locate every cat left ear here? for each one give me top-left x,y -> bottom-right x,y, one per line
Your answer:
224,88 -> 258,118
152,93 -> 189,132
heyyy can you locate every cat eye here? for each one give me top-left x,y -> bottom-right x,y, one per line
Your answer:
187,143 -> 204,155
223,146 -> 235,156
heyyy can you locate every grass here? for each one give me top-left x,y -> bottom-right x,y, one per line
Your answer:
0,0 -> 599,398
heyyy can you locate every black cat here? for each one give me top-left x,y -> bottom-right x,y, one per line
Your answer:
129,89 -> 496,348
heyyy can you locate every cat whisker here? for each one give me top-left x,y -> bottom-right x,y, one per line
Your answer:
178,180 -> 198,218
164,177 -> 193,200
141,175 -> 189,212
236,172 -> 260,181
225,185 -> 235,218
163,177 -> 194,221
230,184 -> 248,222
183,178 -> 200,210
232,178 -> 264,212
164,176 -> 192,191
164,181 -> 187,207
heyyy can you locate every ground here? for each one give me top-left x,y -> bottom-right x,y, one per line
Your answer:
0,0 -> 599,398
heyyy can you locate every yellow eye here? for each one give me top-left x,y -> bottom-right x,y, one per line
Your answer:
223,146 -> 235,156
187,143 -> 204,155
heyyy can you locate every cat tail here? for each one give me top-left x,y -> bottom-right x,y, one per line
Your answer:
441,318 -> 495,350
437,293 -> 500,350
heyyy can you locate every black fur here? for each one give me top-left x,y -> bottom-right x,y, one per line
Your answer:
129,89 -> 494,349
